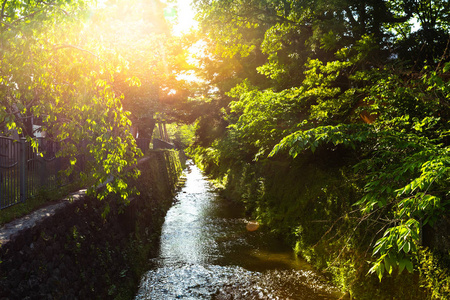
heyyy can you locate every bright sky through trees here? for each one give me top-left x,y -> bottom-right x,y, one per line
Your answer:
172,0 -> 198,35
0,0 -> 200,207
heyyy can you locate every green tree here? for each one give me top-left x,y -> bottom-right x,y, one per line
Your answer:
0,0 -> 141,204
83,0 -> 195,141
191,0 -> 450,291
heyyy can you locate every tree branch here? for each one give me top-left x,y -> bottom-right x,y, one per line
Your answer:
10,11 -> 40,26
0,0 -> 7,23
0,20 -> 14,30
53,44 -> 100,59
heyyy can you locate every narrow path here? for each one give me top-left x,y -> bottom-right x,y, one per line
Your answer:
0,189 -> 86,245
0,156 -> 150,245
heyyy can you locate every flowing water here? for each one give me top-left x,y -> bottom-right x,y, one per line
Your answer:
135,162 -> 343,300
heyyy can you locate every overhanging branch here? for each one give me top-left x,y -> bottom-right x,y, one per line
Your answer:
0,0 -> 7,23
53,44 -> 100,59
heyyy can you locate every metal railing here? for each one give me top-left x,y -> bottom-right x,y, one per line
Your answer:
1,136 -> 151,210
0,137 -> 70,210
153,138 -> 175,150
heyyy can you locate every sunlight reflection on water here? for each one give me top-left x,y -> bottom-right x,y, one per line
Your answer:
135,162 -> 342,300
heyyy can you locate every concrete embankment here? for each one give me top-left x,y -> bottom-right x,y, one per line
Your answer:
0,150 -> 185,299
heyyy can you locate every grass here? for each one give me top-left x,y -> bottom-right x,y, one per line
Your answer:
0,183 -> 80,226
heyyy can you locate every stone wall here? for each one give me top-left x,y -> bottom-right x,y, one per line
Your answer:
0,150 -> 185,300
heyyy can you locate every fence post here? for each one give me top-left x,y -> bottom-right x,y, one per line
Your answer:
38,138 -> 47,188
0,159 -> 3,208
19,138 -> 27,203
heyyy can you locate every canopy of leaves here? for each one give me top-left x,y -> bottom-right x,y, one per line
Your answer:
0,0 -> 146,203
191,0 -> 450,282
0,0 -> 193,206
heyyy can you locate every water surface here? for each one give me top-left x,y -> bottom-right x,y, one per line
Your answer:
136,162 -> 341,299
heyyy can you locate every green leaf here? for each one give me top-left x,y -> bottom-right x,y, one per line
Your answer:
405,259 -> 414,273
403,241 -> 411,253
384,256 -> 394,275
398,259 -> 406,274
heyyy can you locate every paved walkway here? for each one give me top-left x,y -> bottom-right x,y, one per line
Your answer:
0,189 -> 86,245
0,156 -> 152,246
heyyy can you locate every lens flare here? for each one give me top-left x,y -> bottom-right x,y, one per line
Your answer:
246,221 -> 260,232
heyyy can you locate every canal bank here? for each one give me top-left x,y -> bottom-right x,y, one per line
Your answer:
0,150 -> 185,299
190,150 -> 431,299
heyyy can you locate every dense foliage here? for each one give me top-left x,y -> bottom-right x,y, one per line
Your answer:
0,0 -> 192,205
190,0 -> 450,296
0,0 -> 138,203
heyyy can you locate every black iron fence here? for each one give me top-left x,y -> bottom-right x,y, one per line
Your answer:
1,136 -> 153,210
0,137 -> 70,210
152,138 -> 175,150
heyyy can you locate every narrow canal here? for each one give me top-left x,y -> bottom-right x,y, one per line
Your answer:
135,162 -> 342,299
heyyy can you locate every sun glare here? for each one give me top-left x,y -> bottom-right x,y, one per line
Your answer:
176,39 -> 206,83
93,0 -> 197,37
171,0 -> 198,36
88,0 -> 202,85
